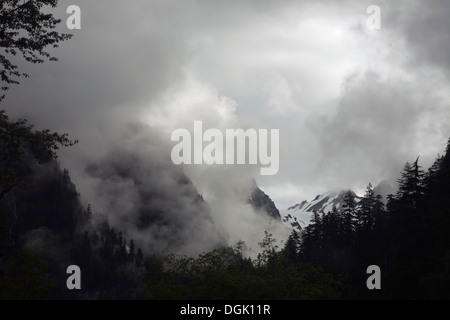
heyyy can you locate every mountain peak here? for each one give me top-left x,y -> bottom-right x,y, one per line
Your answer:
249,186 -> 281,221
281,189 -> 362,231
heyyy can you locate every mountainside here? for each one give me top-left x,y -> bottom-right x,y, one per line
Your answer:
0,146 -> 283,299
281,190 -> 362,230
248,186 -> 281,221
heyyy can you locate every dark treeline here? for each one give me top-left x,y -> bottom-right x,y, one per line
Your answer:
2,0 -> 449,300
0,143 -> 144,299
298,138 -> 450,299
0,136 -> 341,299
1,138 -> 450,299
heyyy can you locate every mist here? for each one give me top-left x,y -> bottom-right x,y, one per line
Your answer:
4,0 -> 450,255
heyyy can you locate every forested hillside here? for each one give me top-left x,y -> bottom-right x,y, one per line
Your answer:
2,0 -> 450,301
1,137 -> 450,299
299,139 -> 450,299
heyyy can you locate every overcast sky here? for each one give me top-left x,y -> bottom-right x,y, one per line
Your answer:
4,0 -> 450,211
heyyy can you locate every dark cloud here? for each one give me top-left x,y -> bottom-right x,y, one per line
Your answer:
2,0 -> 450,248
85,148 -> 225,256
314,69 -> 450,191
388,0 -> 450,76
77,122 -> 225,256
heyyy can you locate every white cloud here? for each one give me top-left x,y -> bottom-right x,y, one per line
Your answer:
4,0 -> 450,251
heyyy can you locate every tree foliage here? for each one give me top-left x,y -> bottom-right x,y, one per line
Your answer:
0,0 -> 72,100
140,236 -> 343,300
0,250 -> 53,299
0,110 -> 77,201
0,0 -> 76,201
2,137 -> 450,299
298,141 -> 450,299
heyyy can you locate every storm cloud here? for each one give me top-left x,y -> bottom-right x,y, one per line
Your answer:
3,0 -> 450,251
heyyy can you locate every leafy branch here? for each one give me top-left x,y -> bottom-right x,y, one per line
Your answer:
0,0 -> 72,101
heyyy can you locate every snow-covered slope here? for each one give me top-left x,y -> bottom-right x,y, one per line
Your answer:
281,190 -> 362,231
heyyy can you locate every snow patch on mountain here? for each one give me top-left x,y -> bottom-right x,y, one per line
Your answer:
281,190 -> 362,231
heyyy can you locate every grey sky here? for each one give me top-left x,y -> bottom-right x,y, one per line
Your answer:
3,0 -> 450,221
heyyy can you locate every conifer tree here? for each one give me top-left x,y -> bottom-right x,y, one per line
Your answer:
358,183 -> 376,233
326,204 -> 341,242
396,157 -> 425,210
135,248 -> 144,268
300,210 -> 322,262
341,190 -> 356,245
283,229 -> 301,264
129,239 -> 136,263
